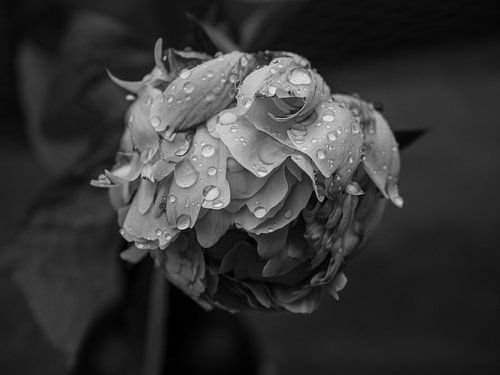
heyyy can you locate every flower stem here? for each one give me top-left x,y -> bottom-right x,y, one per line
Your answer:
143,268 -> 169,375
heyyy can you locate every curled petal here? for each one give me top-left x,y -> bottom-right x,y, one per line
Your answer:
288,98 -> 363,180
150,51 -> 254,133
250,226 -> 289,259
127,85 -> 161,162
107,70 -> 144,93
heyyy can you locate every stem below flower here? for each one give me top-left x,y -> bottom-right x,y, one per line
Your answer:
143,268 -> 169,375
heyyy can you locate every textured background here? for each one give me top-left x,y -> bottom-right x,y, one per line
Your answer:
1,1 -> 499,374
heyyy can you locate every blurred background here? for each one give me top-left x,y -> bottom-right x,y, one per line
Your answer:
1,0 -> 499,374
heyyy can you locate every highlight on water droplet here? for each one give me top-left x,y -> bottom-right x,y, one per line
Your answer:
150,116 -> 161,128
288,68 -> 312,85
317,149 -> 327,160
176,214 -> 191,230
254,206 -> 268,218
179,69 -> 191,79
201,144 -> 215,157
203,185 -> 220,201
207,166 -> 217,176
256,167 -> 267,177
183,82 -> 194,93
323,114 -> 335,122
218,111 -> 237,125
168,195 -> 177,203
327,131 -> 337,141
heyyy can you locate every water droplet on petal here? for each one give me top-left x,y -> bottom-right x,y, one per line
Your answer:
317,149 -> 327,160
201,144 -> 215,157
205,91 -> 215,102
284,209 -> 293,219
256,167 -> 267,177
174,162 -> 199,188
323,114 -> 335,122
176,214 -> 191,230
393,196 -> 404,208
207,166 -> 217,176
327,131 -> 337,141
155,229 -> 163,236
206,70 -> 214,78
150,116 -> 161,128
183,82 -> 194,93
218,112 -> 237,125
229,73 -> 238,83
213,201 -> 224,208
168,195 -> 176,203
126,94 -> 135,101
242,98 -> 252,108
268,86 -> 277,95
254,206 -> 268,218
180,69 -> 191,79
289,68 -> 312,85
240,56 -> 248,67
351,122 -> 360,134
203,185 -> 220,201
166,95 -> 174,103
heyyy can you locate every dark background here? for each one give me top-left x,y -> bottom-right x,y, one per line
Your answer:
1,1 -> 499,374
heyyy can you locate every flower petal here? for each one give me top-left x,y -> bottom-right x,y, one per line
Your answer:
288,98 -> 363,179
252,175 -> 313,234
122,191 -> 178,249
250,226 -> 289,259
245,164 -> 289,215
166,127 -> 230,229
195,209 -> 232,248
150,51 -> 254,133
214,111 -> 296,178
127,85 -> 161,162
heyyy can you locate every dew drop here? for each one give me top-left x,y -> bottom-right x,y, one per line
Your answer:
166,95 -> 174,103
206,70 -> 214,78
242,98 -> 252,108
207,166 -> 217,176
254,206 -> 268,218
284,209 -> 293,219
213,201 -> 224,208
201,144 -> 215,157
218,112 -> 237,125
205,91 -> 215,102
268,86 -> 277,95
323,114 -> 335,122
229,73 -> 238,83
168,195 -> 176,203
155,229 -> 163,236
351,122 -> 360,134
256,167 -> 267,177
150,116 -> 161,128
240,56 -> 248,67
183,82 -> 194,93
176,214 -> 191,230
327,131 -> 337,141
179,69 -> 191,79
230,125 -> 238,133
393,196 -> 404,208
317,149 -> 327,160
203,185 -> 220,201
288,68 -> 312,85
126,94 -> 135,101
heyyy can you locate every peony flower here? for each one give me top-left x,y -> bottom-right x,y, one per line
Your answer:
92,39 -> 403,313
